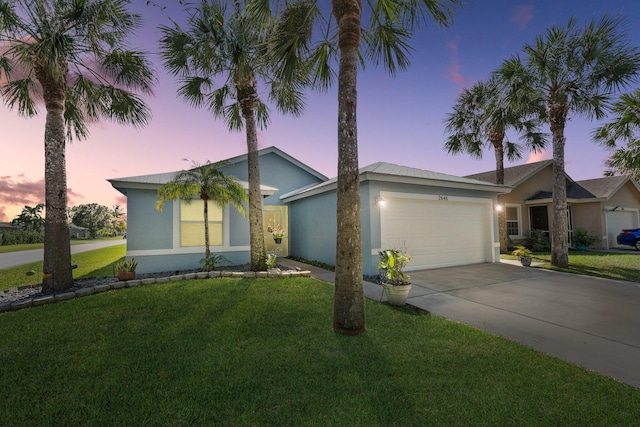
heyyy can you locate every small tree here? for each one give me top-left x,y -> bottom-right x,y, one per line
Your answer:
11,204 -> 45,232
156,160 -> 247,271
70,203 -> 111,238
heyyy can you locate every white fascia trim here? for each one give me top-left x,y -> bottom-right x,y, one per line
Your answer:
604,206 -> 639,212
379,191 -> 494,205
368,173 -> 512,194
127,246 -> 250,257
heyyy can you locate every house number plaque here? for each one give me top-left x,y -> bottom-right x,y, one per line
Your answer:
438,195 -> 449,201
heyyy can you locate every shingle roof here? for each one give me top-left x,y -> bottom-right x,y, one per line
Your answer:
280,161 -> 510,201
362,162 -> 506,186
575,176 -> 630,199
465,160 -> 553,186
526,182 -> 596,201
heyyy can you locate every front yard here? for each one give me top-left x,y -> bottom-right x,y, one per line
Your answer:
1,278 -> 638,426
503,250 -> 640,283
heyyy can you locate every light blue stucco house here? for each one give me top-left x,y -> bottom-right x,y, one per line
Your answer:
109,147 -> 510,275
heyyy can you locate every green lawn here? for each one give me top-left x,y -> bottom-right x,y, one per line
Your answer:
0,278 -> 638,426
0,244 -> 125,291
503,250 -> 640,283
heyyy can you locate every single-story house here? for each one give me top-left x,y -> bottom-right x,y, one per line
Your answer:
69,223 -> 90,239
466,160 -> 640,249
109,147 -> 510,275
0,222 -> 19,234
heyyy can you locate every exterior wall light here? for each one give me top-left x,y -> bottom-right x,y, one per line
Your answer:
376,196 -> 387,207
495,204 -> 503,212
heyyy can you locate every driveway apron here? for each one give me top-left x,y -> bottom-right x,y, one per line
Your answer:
403,263 -> 640,389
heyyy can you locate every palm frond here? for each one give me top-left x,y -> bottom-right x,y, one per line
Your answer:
100,49 -> 155,94
1,78 -> 39,116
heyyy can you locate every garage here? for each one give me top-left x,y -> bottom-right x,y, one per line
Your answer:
380,193 -> 494,270
606,209 -> 639,248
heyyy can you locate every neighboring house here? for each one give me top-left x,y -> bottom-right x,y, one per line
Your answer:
0,222 -> 20,234
109,147 -> 510,275
69,223 -> 90,239
466,160 -> 640,249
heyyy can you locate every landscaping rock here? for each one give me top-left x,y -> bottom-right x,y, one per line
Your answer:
32,295 -> 55,306
54,292 -> 76,302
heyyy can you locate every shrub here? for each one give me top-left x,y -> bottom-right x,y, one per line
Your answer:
527,229 -> 550,252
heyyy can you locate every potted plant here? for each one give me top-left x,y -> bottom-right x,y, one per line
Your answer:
270,227 -> 285,244
572,226 -> 597,251
378,249 -> 412,306
115,258 -> 137,281
511,245 -> 533,266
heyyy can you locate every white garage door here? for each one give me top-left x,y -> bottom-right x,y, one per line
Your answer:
380,195 -> 492,270
606,210 -> 638,248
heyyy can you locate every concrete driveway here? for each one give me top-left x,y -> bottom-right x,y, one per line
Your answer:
387,263 -> 640,389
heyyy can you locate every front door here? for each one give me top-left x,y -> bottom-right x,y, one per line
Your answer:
263,206 -> 288,257
529,205 -> 549,235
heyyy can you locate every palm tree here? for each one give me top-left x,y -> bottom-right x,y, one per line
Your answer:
593,89 -> 640,181
497,15 -> 640,268
444,76 -> 547,252
11,204 -> 45,232
0,0 -> 154,291
159,0 -> 309,271
272,0 -> 461,334
156,160 -> 247,271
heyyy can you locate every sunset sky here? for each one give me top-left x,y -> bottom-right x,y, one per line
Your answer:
2,0 -> 640,222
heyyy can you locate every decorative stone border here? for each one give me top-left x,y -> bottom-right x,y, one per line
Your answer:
0,269 -> 312,314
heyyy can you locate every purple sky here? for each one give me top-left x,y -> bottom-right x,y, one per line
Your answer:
2,0 -> 640,222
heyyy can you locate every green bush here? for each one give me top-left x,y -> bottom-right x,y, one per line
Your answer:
0,230 -> 45,245
527,229 -> 550,252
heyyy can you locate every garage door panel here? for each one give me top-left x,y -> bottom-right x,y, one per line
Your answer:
381,197 -> 491,270
607,211 -> 638,247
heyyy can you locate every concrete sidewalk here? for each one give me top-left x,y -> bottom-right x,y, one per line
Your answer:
279,258 -> 640,389
0,240 -> 126,269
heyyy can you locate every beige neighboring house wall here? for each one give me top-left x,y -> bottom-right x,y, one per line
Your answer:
467,161 -> 640,250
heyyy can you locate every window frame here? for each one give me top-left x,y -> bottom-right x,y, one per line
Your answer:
505,204 -> 523,238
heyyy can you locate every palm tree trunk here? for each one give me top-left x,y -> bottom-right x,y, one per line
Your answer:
203,199 -> 211,269
332,0 -> 365,335
550,109 -> 569,267
492,137 -> 508,253
239,83 -> 266,270
37,70 -> 73,292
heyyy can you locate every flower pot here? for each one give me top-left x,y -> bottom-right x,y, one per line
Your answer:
382,283 -> 412,306
117,272 -> 136,281
520,256 -> 532,267
274,238 -> 282,244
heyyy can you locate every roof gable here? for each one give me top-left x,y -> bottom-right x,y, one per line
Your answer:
108,146 -> 325,196
281,161 -> 510,201
465,160 -> 554,186
575,176 -> 640,199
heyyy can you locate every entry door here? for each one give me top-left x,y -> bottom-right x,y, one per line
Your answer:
264,206 -> 288,257
529,206 -> 549,235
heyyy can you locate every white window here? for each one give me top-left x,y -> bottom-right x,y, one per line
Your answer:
180,200 -> 223,247
506,205 -> 522,237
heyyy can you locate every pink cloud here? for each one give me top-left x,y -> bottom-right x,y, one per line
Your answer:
0,175 -> 83,217
445,37 -> 470,87
526,150 -> 549,163
115,195 -> 128,207
0,206 -> 8,222
510,5 -> 533,30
